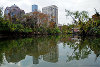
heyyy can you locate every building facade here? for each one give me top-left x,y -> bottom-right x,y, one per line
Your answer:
4,4 -> 25,19
32,5 -> 38,12
42,5 -> 58,25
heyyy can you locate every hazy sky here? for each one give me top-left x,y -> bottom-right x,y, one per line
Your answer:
0,0 -> 100,25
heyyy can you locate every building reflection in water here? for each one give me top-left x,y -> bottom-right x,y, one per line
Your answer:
32,44 -> 58,64
0,35 -> 100,66
33,56 -> 39,64
1,37 -> 59,64
43,45 -> 58,63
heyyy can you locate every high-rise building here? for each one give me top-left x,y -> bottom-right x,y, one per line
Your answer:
32,5 -> 38,12
42,5 -> 58,25
4,4 -> 25,18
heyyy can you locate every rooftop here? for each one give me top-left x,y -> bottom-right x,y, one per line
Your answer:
42,5 -> 58,8
11,4 -> 19,8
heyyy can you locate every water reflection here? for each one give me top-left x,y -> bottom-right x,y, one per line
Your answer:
0,36 -> 59,65
66,36 -> 100,62
0,35 -> 100,67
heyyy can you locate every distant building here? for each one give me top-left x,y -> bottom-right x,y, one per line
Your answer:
42,5 -> 58,25
32,5 -> 38,12
72,28 -> 80,33
57,24 -> 62,31
4,4 -> 25,19
92,14 -> 100,21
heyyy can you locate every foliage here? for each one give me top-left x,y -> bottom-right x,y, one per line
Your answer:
65,9 -> 100,35
61,24 -> 73,34
65,10 -> 89,24
0,7 -> 60,35
0,35 -> 60,64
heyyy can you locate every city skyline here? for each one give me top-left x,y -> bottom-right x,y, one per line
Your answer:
4,4 -> 58,26
0,0 -> 100,25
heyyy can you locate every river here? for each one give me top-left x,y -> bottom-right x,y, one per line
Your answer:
0,35 -> 100,67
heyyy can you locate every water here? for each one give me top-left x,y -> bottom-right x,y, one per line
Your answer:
0,35 -> 100,67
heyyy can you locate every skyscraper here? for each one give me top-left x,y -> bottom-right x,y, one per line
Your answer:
42,5 -> 58,25
32,5 -> 38,12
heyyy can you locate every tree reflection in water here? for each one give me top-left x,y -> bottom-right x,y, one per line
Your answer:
0,35 -> 100,66
64,36 -> 100,62
0,36 -> 59,65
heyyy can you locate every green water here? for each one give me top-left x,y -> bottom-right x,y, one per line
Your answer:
0,35 -> 100,67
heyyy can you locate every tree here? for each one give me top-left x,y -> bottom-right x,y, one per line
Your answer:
65,10 -> 89,25
65,10 -> 90,35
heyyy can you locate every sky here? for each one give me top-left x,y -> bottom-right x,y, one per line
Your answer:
0,0 -> 100,25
